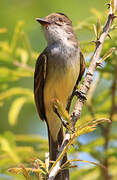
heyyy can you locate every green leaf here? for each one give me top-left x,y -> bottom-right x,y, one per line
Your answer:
0,132 -> 20,163
19,165 -> 32,180
90,8 -> 103,19
0,67 -> 33,82
62,159 -> 105,170
75,116 -> 111,136
8,97 -> 27,126
96,18 -> 102,39
8,166 -> 43,175
11,21 -> 24,56
21,31 -> 33,63
16,48 -> 29,64
92,24 -> 97,38
0,41 -> 11,54
100,47 -> 115,63
0,88 -> 33,102
92,19 -> 102,39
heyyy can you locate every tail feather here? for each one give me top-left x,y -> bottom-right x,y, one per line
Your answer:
48,125 -> 69,180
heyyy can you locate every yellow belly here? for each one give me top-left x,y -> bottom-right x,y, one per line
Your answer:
44,61 -> 80,141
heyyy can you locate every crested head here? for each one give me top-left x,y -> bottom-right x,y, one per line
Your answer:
44,13 -> 72,26
36,13 -> 78,46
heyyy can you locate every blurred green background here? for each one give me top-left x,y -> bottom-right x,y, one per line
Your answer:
0,0 -> 105,136
1,0 -> 105,48
0,0 -> 117,180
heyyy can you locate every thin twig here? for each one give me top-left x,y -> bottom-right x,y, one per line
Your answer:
48,133 -> 76,180
71,13 -> 114,128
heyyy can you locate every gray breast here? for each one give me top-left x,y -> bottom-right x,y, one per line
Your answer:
46,43 -> 80,75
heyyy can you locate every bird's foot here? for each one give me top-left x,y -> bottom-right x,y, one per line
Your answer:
96,61 -> 103,68
75,90 -> 87,101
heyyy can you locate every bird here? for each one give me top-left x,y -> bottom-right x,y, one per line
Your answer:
34,12 -> 85,179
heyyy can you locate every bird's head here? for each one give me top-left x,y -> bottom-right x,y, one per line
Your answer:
36,13 -> 77,45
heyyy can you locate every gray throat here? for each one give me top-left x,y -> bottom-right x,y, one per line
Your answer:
46,39 -> 79,63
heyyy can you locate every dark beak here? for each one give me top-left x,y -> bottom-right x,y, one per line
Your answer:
36,18 -> 50,26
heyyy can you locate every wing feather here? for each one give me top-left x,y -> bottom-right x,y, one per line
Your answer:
34,53 -> 47,121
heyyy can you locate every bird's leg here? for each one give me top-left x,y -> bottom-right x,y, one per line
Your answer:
74,90 -> 87,101
66,86 -> 87,113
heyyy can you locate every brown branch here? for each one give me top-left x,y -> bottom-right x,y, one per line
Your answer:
48,5 -> 116,180
71,13 -> 114,127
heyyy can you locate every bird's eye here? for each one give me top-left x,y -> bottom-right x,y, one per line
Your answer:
59,18 -> 63,22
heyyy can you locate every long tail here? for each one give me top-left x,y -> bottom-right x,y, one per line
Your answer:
48,125 -> 69,180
